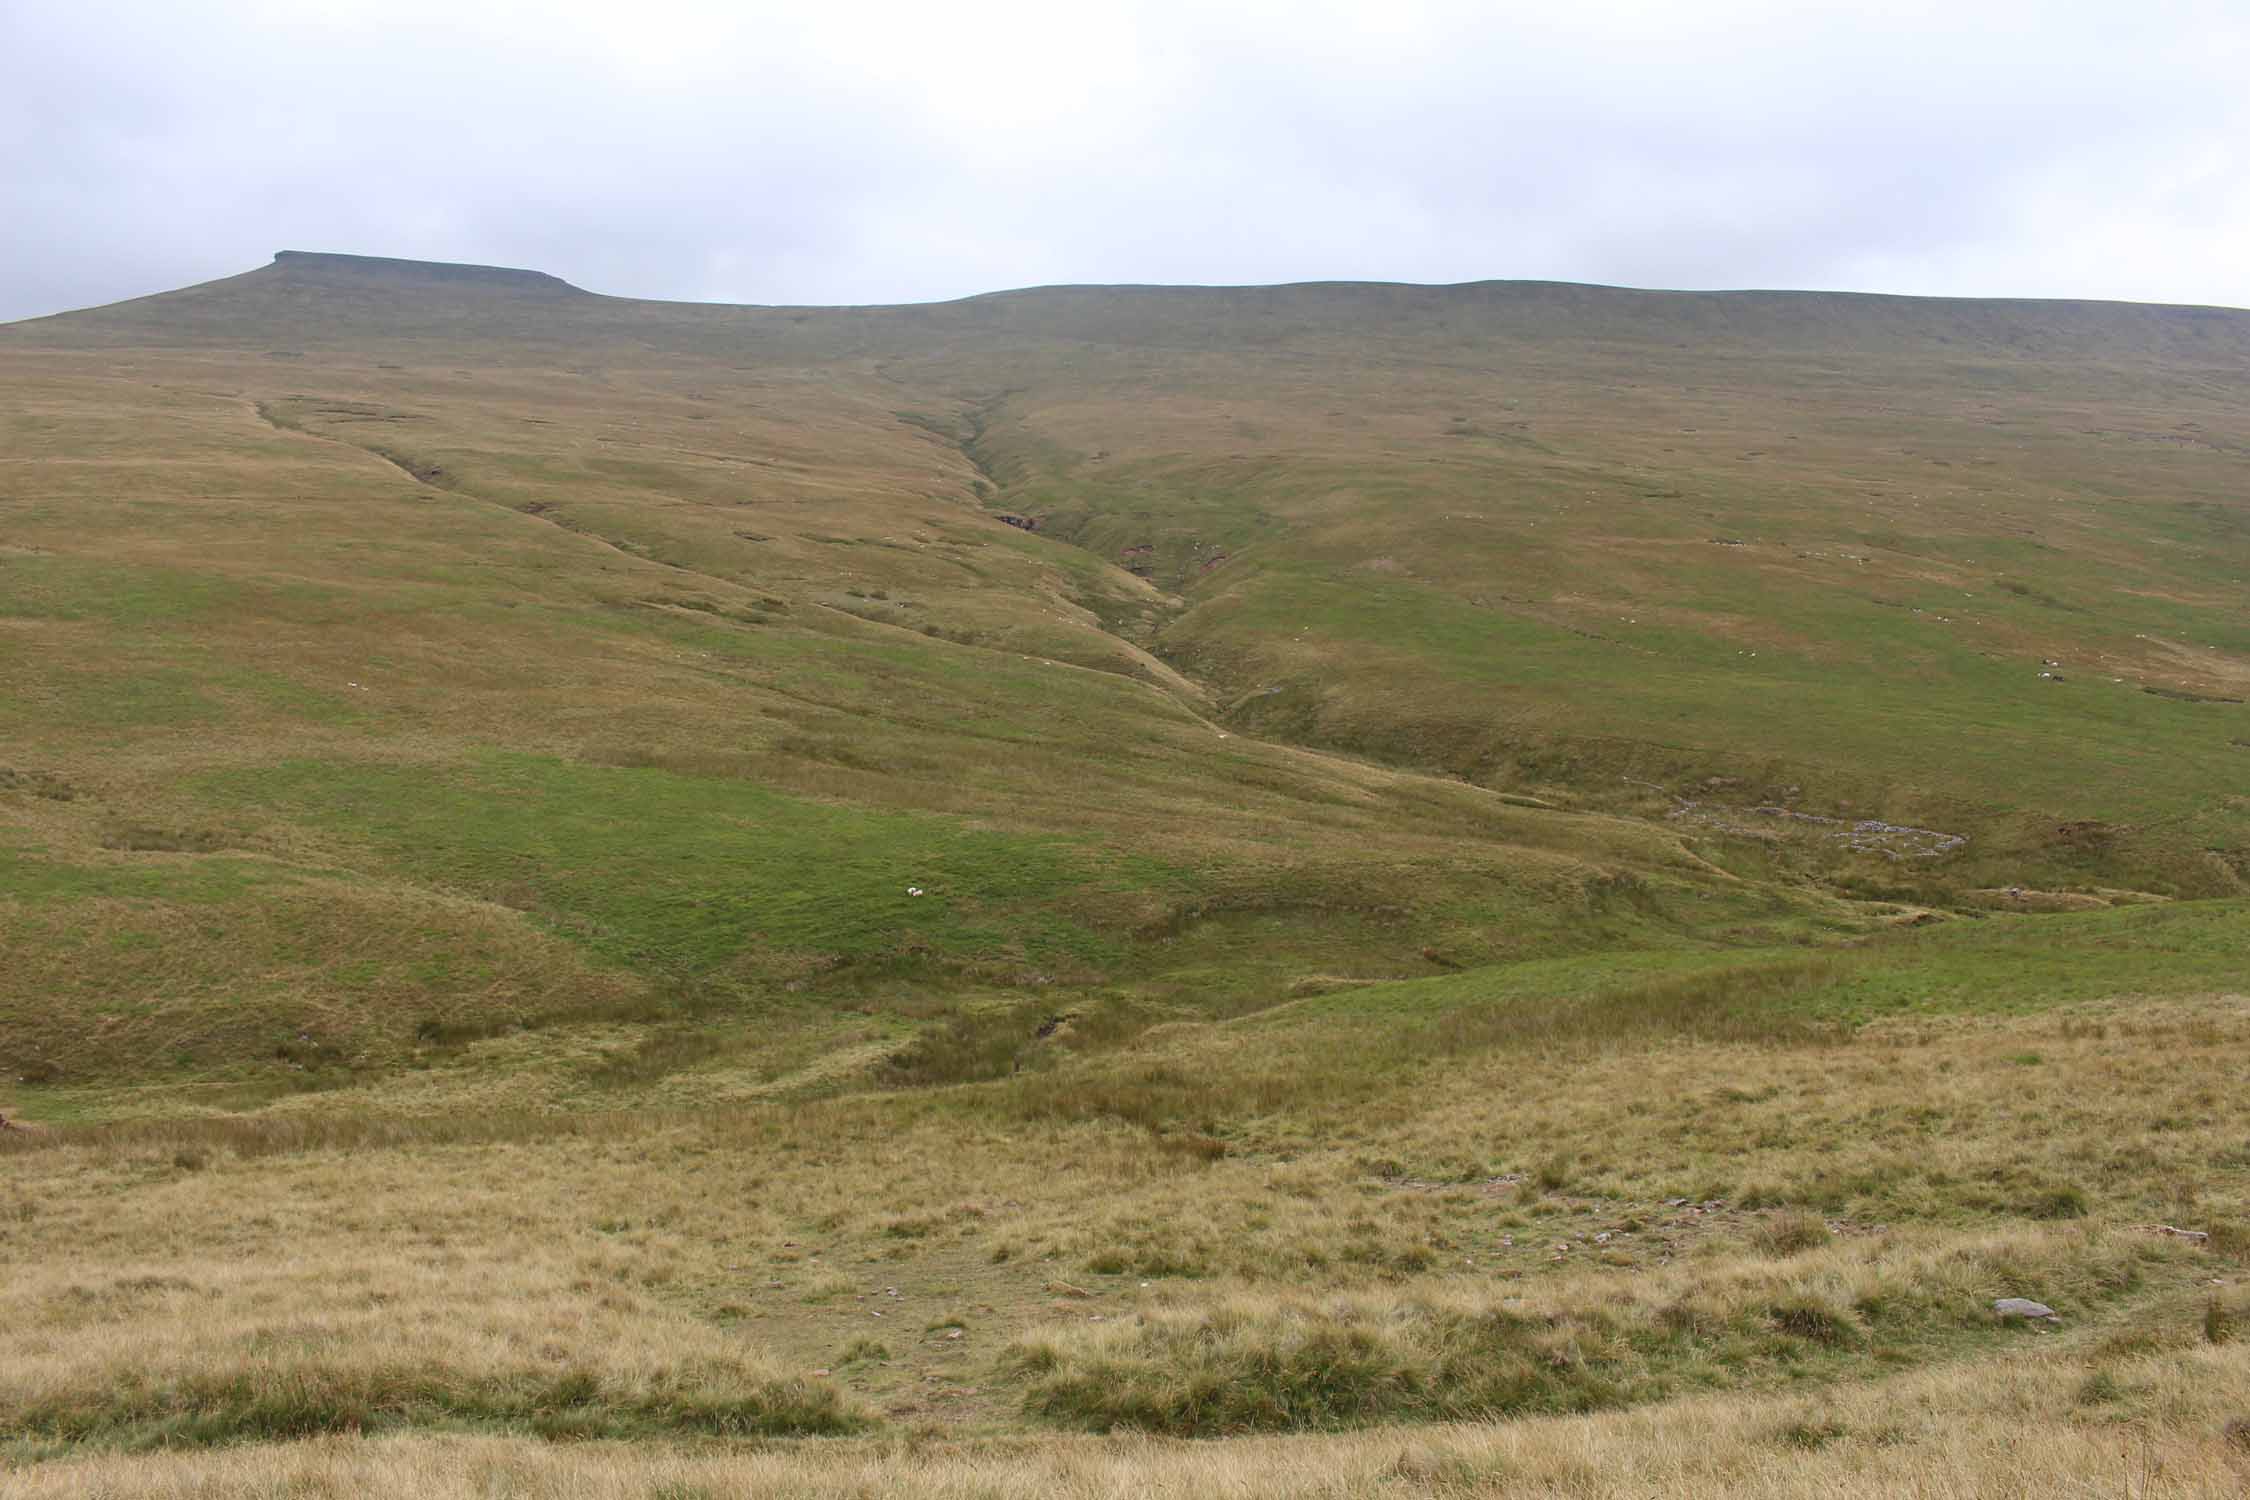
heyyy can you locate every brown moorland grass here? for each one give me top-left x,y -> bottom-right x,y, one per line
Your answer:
1003,1226 -> 2191,1434
4,1339 -> 2246,1497
3,995 -> 2244,1457
0,1251 -> 861,1450
5,256 -> 2250,1490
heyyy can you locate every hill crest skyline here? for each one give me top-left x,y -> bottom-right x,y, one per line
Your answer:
10,248 -> 2250,326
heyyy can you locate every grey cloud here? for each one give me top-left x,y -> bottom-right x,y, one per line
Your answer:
5,0 -> 2247,322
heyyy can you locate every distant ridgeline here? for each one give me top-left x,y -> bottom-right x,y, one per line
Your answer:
10,250 -> 2250,364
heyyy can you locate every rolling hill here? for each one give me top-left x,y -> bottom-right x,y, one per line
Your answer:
2,254 -> 2246,1493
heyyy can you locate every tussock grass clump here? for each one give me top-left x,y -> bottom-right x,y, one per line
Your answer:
1004,1229 -> 2172,1435
2023,1184 -> 2091,1220
878,1002 -> 1052,1088
2075,1368 -> 2127,1406
1006,1287 -> 1716,1435
880,997 -> 1161,1090
1766,1295 -> 1857,1346
1769,1415 -> 1851,1449
0,1254 -> 862,1451
9,1361 -> 857,1447
0,1105 -> 635,1162
1753,1212 -> 1834,1257
2203,1219 -> 2250,1263
583,1027 -> 733,1089
2207,1291 -> 2245,1346
6,1342 -> 2250,1497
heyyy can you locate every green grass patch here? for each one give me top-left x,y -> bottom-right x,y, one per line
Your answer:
0,843 -> 286,906
1290,899 -> 2250,1034
192,752 -> 1188,976
990,901 -> 2250,1136
0,555 -> 247,625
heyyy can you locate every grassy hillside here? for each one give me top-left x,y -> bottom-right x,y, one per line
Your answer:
1,254 -> 2246,1490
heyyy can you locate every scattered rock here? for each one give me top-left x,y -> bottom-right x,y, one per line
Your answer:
1993,1297 -> 2059,1321
1657,786 -> 1966,859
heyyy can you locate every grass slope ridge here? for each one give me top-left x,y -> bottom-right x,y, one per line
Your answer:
2,251 -> 2247,1488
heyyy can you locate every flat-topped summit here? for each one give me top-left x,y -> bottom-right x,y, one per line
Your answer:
269,250 -> 584,295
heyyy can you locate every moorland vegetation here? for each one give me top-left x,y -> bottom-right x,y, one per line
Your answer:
2,252 -> 2247,1494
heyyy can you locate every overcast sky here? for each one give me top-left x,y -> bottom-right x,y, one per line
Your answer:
5,0 -> 2248,322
